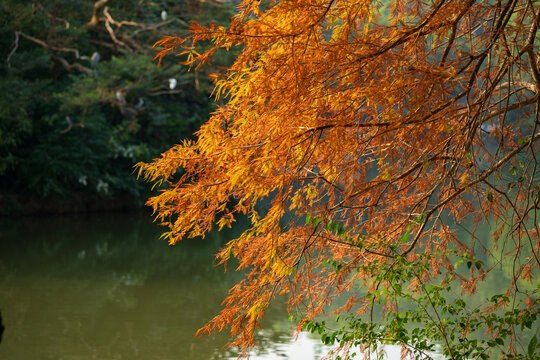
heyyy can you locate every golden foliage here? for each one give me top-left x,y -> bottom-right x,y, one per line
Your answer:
140,0 -> 539,355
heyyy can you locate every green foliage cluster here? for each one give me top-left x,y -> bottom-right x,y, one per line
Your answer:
302,217 -> 539,360
0,0 -> 235,199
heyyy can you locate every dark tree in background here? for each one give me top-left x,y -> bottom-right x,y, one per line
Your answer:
0,0 -> 235,208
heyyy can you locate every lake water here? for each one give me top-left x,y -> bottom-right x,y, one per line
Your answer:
0,212 -> 343,360
2,212 -> 516,360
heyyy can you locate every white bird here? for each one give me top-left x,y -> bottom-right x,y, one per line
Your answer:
168,78 -> 177,90
78,175 -> 88,186
135,97 -> 144,109
60,115 -> 74,133
90,52 -> 100,67
116,91 -> 126,104
161,10 -> 167,21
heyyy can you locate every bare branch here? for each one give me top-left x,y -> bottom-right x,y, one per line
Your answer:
103,10 -> 132,52
16,31 -> 81,58
34,2 -> 70,29
6,31 -> 20,67
493,81 -> 537,94
50,54 -> 92,74
7,31 -> 90,73
525,7 -> 540,93
87,0 -> 111,28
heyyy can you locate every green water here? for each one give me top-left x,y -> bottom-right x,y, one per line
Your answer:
0,212 -> 331,360
0,213 -> 535,359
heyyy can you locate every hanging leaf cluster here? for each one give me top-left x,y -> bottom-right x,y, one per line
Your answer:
140,0 -> 539,357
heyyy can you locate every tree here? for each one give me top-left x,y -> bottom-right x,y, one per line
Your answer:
139,0 -> 539,358
0,0 -> 234,202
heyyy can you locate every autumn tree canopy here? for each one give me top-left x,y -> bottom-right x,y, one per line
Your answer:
140,0 -> 539,358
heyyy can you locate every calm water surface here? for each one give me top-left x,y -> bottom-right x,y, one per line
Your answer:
4,213 -> 520,359
0,212 -> 341,360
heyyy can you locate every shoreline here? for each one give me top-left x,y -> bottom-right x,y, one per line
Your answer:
0,192 -> 148,216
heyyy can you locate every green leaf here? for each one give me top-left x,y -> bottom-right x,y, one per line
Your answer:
401,230 -> 410,243
528,334 -> 537,359
414,213 -> 425,224
518,136 -> 531,145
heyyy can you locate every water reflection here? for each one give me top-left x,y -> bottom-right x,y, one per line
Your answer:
0,212 -> 338,360
1,211 -> 532,359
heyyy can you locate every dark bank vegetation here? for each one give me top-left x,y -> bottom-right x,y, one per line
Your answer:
0,0 -> 235,214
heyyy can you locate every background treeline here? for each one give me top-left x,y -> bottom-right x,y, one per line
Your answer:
0,0 -> 235,212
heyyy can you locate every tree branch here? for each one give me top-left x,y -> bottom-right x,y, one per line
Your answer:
87,0 -> 111,28
7,31 -> 91,74
34,2 -> 70,29
50,55 -> 92,74
15,31 -> 81,58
